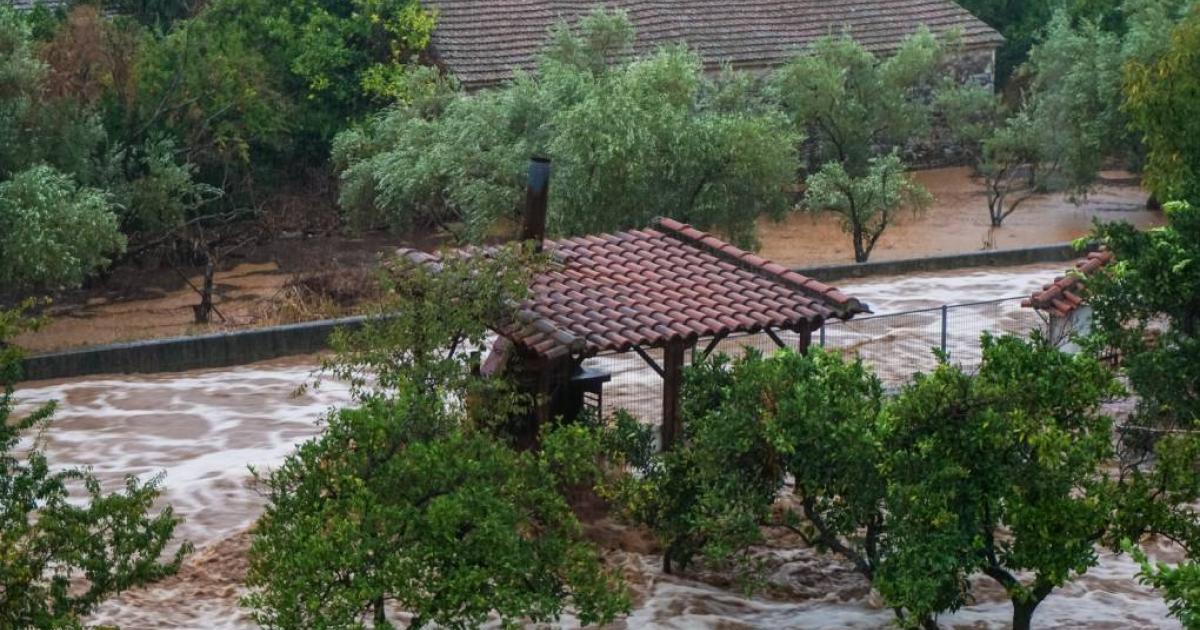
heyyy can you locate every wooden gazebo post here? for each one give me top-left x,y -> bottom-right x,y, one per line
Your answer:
660,338 -> 687,451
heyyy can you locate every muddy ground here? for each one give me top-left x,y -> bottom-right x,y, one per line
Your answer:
10,167 -> 1159,354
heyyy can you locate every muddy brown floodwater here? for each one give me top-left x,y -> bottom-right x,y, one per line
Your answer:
758,167 -> 1159,266
13,168 -> 1159,355
12,264 -> 1180,629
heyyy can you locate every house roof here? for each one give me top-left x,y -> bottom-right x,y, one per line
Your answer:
8,0 -> 67,10
423,0 -> 1004,89
400,217 -> 867,360
1022,250 -> 1115,318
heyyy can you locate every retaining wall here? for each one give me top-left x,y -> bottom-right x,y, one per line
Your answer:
18,243 -> 1088,382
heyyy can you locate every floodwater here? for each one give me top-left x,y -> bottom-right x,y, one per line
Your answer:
12,263 -> 1180,629
758,168 -> 1160,267
14,168 -> 1160,355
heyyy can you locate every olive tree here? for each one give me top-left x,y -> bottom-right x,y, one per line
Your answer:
770,31 -> 941,261
243,246 -> 631,628
333,8 -> 797,248
0,166 -> 125,291
0,307 -> 189,627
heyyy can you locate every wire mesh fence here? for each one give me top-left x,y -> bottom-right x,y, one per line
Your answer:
588,296 -> 1045,425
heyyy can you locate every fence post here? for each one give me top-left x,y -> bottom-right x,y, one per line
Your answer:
941,304 -> 949,355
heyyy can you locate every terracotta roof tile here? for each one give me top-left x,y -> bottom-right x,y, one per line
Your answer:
1022,250 -> 1115,318
401,218 -> 866,359
424,0 -> 1004,89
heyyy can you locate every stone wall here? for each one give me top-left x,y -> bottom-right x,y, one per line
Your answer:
904,46 -> 997,169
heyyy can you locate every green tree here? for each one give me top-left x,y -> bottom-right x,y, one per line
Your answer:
0,165 -> 125,290
770,31 -> 941,262
619,336 -> 1120,630
882,334 -> 1119,630
1084,202 -> 1200,628
334,8 -> 797,248
803,153 -> 932,262
611,351 -> 791,577
0,307 -> 189,627
1124,5 -> 1200,204
243,246 -> 631,628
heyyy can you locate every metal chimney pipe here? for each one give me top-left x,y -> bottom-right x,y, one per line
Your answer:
522,156 -> 551,251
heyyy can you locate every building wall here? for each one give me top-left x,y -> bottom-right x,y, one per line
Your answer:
903,46 -> 997,169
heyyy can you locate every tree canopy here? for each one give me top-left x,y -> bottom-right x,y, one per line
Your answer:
244,246 -> 631,628
334,8 -> 798,248
770,30 -> 941,261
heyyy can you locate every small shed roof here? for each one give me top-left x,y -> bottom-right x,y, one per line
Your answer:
1022,250 -> 1115,317
401,218 -> 867,360
423,0 -> 1004,89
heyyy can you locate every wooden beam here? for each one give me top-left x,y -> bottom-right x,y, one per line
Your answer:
797,320 -> 814,355
697,331 -> 729,361
632,345 -> 665,378
661,339 -> 686,452
764,327 -> 787,350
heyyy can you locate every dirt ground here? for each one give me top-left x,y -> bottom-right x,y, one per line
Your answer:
11,167 -> 1160,354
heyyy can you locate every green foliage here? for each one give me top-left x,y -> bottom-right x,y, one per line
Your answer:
618,336 -> 1119,629
245,245 -> 630,628
135,15 -> 291,177
1024,11 -> 1128,193
882,333 -> 1119,630
1084,202 -> 1200,628
1,3 -> 211,278
0,307 -> 189,627
197,0 -> 435,145
244,399 -> 629,629
1129,543 -> 1200,629
0,165 -> 125,290
0,5 -> 106,182
611,351 -> 793,578
334,8 -> 797,248
804,153 -> 932,262
770,31 -> 941,261
1124,5 -> 1200,204
1086,202 -> 1200,428
771,30 -> 943,173
956,0 -> 1130,85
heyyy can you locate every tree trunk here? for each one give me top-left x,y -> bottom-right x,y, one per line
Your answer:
373,595 -> 387,627
1012,599 -> 1038,630
193,256 -> 215,324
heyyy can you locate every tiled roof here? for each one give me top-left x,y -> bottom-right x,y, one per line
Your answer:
7,0 -> 67,10
401,218 -> 867,359
1022,251 -> 1115,317
424,0 -> 1004,88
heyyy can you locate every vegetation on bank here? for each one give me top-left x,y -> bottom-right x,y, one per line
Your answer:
3,0 -> 1197,302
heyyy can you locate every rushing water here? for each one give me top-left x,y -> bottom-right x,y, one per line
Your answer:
12,262 -> 1180,629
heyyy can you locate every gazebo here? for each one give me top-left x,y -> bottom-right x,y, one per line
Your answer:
399,159 -> 868,449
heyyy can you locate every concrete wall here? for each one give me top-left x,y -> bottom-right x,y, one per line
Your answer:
797,242 -> 1090,283
18,242 -> 1086,382
19,316 -> 376,382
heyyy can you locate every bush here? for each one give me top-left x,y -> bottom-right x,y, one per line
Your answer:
0,165 -> 125,291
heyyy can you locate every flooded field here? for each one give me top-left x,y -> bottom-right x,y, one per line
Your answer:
758,168 -> 1159,267
13,168 -> 1159,355
12,263 -> 1180,629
